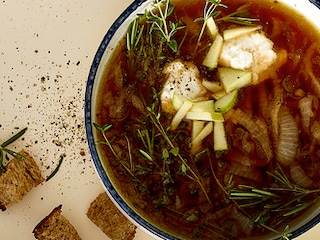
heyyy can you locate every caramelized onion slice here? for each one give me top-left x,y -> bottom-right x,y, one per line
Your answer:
231,108 -> 273,163
275,107 -> 299,166
298,96 -> 314,133
290,164 -> 313,188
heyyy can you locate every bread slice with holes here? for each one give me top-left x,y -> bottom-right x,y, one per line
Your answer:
33,204 -> 82,240
87,192 -> 137,240
0,149 -> 44,211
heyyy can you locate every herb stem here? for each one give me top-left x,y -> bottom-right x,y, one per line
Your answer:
94,123 -> 121,161
124,134 -> 134,172
156,1 -> 169,40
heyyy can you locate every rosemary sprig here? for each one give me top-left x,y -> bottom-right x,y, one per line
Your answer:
126,17 -> 145,52
280,225 -> 292,240
126,15 -> 146,71
147,0 -> 185,52
0,127 -> 27,176
229,164 -> 320,233
215,9 -> 260,25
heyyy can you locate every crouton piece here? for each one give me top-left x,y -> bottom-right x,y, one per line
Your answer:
33,205 -> 82,240
87,192 -> 136,240
0,149 -> 44,211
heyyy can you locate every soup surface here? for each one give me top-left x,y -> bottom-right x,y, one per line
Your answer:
95,0 -> 320,239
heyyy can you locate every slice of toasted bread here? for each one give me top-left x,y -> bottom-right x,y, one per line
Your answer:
33,205 -> 82,240
0,149 -> 44,211
87,192 -> 136,240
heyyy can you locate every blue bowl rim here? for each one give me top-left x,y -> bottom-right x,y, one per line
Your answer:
84,0 -> 178,239
85,0 -> 320,239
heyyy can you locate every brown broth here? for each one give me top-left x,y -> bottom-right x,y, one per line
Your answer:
95,0 -> 320,239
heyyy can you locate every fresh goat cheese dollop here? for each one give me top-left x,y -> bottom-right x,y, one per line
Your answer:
219,32 -> 277,84
161,60 -> 207,114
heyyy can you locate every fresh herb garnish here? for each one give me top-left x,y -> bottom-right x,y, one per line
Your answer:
194,0 -> 226,44
94,88 -> 211,204
215,9 -> 260,25
229,164 -> 320,234
46,153 -> 65,181
126,15 -> 146,72
280,225 -> 293,240
126,17 -> 145,53
0,127 -> 27,176
147,0 -> 185,52
94,123 -> 144,185
195,0 -> 259,44
146,88 -> 211,203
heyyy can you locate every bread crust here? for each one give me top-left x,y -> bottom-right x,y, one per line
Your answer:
87,192 -> 137,240
0,149 -> 44,211
33,205 -> 82,240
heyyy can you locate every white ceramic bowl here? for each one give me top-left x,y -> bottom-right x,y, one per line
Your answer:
85,0 -> 320,239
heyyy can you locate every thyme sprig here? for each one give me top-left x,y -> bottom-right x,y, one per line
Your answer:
93,123 -> 145,187
0,127 -> 27,176
147,0 -> 185,52
146,88 -> 211,203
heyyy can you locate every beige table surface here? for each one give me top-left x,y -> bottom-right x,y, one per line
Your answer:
0,0 -> 319,239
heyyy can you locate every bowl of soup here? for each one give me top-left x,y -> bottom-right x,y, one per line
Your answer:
85,0 -> 320,239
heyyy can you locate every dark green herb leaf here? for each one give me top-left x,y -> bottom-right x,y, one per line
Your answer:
186,213 -> 198,222
168,39 -> 178,52
166,1 -> 174,16
216,9 -> 259,26
46,154 -> 65,181
1,127 -> 27,148
170,146 -> 179,156
283,203 -> 310,217
93,122 -> 113,132
136,165 -> 152,172
181,163 -> 187,174
2,148 -> 25,159
162,148 -> 169,159
194,17 -> 204,23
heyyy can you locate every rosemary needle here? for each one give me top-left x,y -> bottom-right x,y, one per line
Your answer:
1,127 -> 27,148
46,154 -> 65,181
